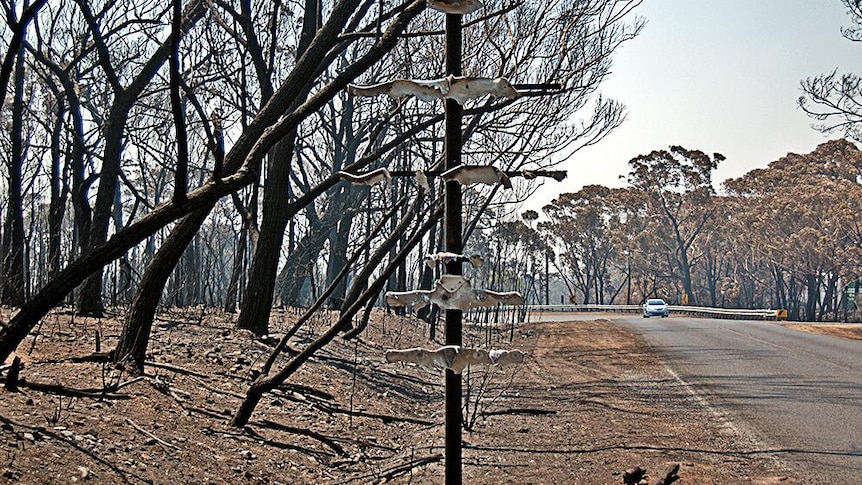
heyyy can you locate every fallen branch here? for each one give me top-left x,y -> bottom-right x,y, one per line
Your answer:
278,382 -> 336,402
376,453 -> 443,482
145,360 -> 210,379
480,408 -> 557,417
124,417 -> 180,450
315,401 -> 436,426
15,379 -> 130,399
44,352 -> 113,364
114,376 -> 148,391
254,419 -> 347,456
337,453 -> 443,484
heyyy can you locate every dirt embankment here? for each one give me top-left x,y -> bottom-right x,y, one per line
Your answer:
784,323 -> 862,341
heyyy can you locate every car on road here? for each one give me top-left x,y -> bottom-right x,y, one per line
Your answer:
643,298 -> 669,318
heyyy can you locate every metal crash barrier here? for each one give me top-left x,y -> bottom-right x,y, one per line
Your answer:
527,304 -> 779,321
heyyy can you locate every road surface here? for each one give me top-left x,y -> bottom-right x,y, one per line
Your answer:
610,314 -> 862,483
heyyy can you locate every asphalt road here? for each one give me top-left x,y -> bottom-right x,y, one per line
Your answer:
613,314 -> 862,483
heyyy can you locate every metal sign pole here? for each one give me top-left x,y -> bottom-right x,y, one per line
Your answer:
443,10 -> 463,485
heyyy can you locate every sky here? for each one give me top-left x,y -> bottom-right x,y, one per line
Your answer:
530,0 -> 861,208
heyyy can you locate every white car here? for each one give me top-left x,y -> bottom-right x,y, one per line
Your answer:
643,298 -> 669,318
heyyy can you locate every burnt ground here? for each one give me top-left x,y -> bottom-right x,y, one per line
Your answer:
1,307 -> 840,484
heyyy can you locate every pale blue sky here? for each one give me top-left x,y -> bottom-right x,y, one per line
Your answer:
532,0 -> 860,206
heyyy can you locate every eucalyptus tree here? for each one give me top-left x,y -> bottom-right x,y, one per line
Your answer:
542,185 -> 617,304
724,139 -> 862,320
0,0 -> 50,306
692,198 -> 737,307
115,0 -> 430,370
1,44 -> 28,306
26,3 -> 104,281
625,146 -> 723,305
6,3 -> 103,308
232,0 -> 324,334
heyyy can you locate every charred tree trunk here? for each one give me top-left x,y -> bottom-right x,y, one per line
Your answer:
47,90 -> 67,278
178,235 -> 202,306
114,208 -> 210,373
224,223 -> 248,313
67,87 -> 92,265
235,138 -> 298,334
222,123 -> 253,313
28,48 -> 93,301
321,93 -> 365,309
819,273 -> 838,322
324,218 -> 351,308
235,0 -> 319,334
1,49 -> 27,307
804,274 -> 818,322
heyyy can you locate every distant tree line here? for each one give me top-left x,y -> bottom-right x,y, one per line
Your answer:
534,139 -> 862,323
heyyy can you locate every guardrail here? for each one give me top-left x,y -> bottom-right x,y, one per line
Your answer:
526,304 -> 779,321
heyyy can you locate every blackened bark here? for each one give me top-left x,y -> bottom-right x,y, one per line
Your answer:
224,223 -> 248,313
47,88 -> 67,278
235,138 -> 297,334
1,50 -> 27,307
805,274 -> 818,322
0,0 -> 48,110
325,219 -> 351,308
235,0 -> 319,334
170,0 -> 189,204
4,357 -> 21,391
114,209 -> 210,373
